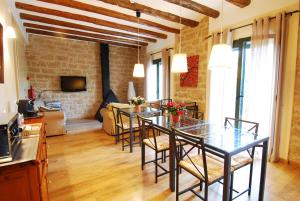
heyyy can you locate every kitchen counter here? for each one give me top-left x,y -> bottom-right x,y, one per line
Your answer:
0,137 -> 39,167
0,123 -> 42,168
0,119 -> 49,201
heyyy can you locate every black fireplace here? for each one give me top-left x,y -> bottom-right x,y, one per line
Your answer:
95,44 -> 119,122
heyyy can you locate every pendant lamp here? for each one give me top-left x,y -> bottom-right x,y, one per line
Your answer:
171,0 -> 188,73
133,11 -> 144,78
208,0 -> 232,69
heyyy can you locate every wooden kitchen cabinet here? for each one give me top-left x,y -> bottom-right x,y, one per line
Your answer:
0,118 -> 49,201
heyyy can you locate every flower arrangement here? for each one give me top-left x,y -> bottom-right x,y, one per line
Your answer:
166,101 -> 185,116
130,96 -> 145,106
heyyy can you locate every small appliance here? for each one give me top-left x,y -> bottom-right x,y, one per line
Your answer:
0,113 -> 21,163
17,99 -> 38,118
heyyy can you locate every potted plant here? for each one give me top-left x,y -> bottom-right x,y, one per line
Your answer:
130,96 -> 145,112
166,101 -> 185,123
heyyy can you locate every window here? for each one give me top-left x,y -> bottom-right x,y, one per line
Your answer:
147,59 -> 163,101
232,37 -> 251,121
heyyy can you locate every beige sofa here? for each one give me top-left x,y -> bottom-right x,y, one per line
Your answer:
100,103 -> 133,135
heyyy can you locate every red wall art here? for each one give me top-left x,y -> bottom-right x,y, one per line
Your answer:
180,55 -> 199,87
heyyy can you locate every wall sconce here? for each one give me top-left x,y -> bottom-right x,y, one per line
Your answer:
6,26 -> 16,39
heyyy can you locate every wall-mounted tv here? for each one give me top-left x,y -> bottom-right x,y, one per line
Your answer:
60,76 -> 87,92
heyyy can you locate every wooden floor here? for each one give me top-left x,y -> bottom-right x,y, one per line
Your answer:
47,129 -> 300,201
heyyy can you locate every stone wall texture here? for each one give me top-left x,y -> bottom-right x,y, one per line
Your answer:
173,17 -> 209,114
26,34 -> 144,119
289,8 -> 300,164
26,34 -> 102,119
109,46 -> 145,103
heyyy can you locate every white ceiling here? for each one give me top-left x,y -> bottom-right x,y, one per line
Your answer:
12,0 -> 227,46
11,0 -> 298,47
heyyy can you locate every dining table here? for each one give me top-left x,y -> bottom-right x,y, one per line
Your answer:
145,115 -> 269,201
118,106 -> 161,153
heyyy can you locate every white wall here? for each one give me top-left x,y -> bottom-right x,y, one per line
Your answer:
0,0 -> 27,113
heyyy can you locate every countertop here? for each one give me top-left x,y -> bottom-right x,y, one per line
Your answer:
0,124 -> 42,168
0,137 -> 39,167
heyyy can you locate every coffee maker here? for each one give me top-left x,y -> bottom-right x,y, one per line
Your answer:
17,99 -> 38,118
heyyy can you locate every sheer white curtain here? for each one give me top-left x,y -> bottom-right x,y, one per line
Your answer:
208,29 -> 236,126
246,14 -> 286,162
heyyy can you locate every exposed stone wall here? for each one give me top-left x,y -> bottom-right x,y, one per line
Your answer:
26,34 -> 145,119
172,17 -> 209,114
26,34 -> 102,119
109,45 -> 145,102
289,9 -> 300,164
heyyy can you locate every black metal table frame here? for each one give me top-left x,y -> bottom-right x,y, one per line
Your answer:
148,120 -> 269,201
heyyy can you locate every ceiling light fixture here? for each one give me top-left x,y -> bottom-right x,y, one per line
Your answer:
133,11 -> 144,78
171,0 -> 188,73
208,0 -> 232,69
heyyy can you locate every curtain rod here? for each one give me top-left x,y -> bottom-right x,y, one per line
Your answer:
150,47 -> 174,56
205,10 -> 299,40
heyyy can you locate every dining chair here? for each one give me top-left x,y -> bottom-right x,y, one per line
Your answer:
111,106 -> 122,144
172,128 -> 228,201
224,117 -> 259,200
184,102 -> 205,120
160,98 -> 172,113
117,109 -> 140,151
137,115 -> 169,183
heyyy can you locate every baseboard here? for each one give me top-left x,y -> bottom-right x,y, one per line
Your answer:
278,158 -> 300,167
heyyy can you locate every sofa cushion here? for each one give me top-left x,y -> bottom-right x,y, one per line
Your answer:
44,100 -> 62,110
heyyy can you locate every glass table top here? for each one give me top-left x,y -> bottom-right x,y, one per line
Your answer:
146,115 -> 269,155
146,115 -> 202,130
119,107 -> 161,117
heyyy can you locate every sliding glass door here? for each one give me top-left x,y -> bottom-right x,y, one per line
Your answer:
209,37 -> 251,126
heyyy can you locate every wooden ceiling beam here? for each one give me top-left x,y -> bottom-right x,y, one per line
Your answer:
24,23 -> 148,46
163,0 -> 219,18
15,2 -> 167,39
26,28 -> 138,48
38,0 -> 180,34
225,0 -> 251,8
99,0 -> 199,27
20,13 -> 156,43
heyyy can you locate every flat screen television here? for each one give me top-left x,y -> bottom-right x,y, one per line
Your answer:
60,76 -> 87,92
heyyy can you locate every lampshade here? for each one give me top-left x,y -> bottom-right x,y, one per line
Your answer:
171,53 -> 188,73
208,44 -> 232,69
6,26 -> 16,39
133,64 -> 144,77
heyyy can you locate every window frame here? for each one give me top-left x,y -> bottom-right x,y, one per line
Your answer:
152,58 -> 162,100
232,37 -> 251,123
